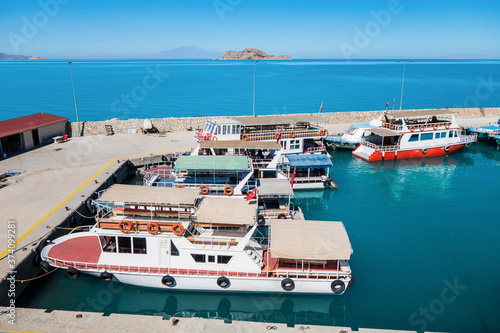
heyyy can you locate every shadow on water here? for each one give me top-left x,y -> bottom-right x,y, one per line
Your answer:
17,270 -> 351,328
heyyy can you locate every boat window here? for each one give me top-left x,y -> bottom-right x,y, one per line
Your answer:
170,240 -> 179,256
118,237 -> 132,254
232,125 -> 236,134
133,237 -> 147,254
420,133 -> 433,141
217,126 -> 221,135
217,255 -> 232,264
100,236 -> 116,253
409,134 -> 419,142
208,255 -> 215,263
440,132 -> 447,138
236,125 -> 241,134
223,125 -> 227,135
454,130 -> 458,137
191,254 -> 206,263
449,130 -> 453,138
290,139 -> 300,150
434,132 -> 440,139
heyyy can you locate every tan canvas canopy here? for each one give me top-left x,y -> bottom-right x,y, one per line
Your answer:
270,220 -> 352,260
200,140 -> 281,150
387,109 -> 454,118
195,197 -> 256,225
368,128 -> 401,137
235,114 -> 326,126
99,184 -> 199,206
258,178 -> 293,196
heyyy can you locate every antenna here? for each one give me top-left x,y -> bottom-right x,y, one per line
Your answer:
398,60 -> 413,111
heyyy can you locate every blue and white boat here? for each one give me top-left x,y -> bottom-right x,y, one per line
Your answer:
467,118 -> 500,142
324,116 -> 383,150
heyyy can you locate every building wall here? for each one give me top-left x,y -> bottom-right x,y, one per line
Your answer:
21,130 -> 34,150
37,121 -> 66,141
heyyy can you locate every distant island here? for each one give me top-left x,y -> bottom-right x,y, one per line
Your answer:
0,52 -> 46,60
221,48 -> 292,60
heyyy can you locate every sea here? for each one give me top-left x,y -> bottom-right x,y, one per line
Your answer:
4,59 -> 500,332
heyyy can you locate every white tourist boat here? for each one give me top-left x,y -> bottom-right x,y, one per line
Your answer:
324,118 -> 382,150
279,154 -> 337,189
40,184 -> 354,295
194,115 -> 328,155
353,110 -> 477,161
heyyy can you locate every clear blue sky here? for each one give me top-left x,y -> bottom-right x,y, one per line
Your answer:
0,0 -> 499,59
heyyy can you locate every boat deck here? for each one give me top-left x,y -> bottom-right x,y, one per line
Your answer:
48,236 -> 101,263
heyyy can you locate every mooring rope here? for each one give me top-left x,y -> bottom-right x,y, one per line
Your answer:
1,267 -> 59,283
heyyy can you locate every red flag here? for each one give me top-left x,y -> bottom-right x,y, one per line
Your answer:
290,166 -> 297,188
319,101 -> 323,112
246,188 -> 257,201
385,100 -> 389,108
276,126 -> 283,143
446,105 -> 448,110
393,98 -> 396,105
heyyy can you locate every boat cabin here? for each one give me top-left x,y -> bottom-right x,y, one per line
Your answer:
280,153 -> 337,190
256,178 -> 301,223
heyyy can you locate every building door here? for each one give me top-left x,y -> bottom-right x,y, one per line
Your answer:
32,129 -> 40,146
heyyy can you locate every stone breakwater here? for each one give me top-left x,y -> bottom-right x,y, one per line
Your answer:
70,107 -> 500,136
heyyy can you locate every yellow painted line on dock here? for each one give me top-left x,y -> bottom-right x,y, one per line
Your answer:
0,146 -> 194,259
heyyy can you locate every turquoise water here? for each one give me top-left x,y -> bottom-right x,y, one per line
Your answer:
18,144 -> 500,332
1,59 -> 500,122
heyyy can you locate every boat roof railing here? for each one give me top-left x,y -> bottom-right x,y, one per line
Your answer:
98,184 -> 200,207
386,109 -> 455,118
200,140 -> 281,150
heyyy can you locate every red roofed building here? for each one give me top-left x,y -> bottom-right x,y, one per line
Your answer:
0,113 -> 69,155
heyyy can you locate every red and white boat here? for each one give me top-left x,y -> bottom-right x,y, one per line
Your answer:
40,185 -> 353,294
353,110 -> 477,161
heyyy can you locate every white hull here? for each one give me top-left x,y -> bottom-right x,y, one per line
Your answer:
88,270 -> 350,295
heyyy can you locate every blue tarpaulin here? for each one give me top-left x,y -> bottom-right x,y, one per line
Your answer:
286,154 -> 333,169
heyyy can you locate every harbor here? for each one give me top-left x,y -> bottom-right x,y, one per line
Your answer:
1,109 -> 499,332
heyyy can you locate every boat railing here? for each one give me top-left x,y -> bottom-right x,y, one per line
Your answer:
243,128 -> 323,141
361,139 -> 398,151
44,257 -> 349,280
459,133 -> 478,143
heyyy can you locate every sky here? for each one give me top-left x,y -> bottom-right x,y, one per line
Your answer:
0,0 -> 499,59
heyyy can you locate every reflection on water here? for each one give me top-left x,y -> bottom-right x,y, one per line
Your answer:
18,270 -> 351,327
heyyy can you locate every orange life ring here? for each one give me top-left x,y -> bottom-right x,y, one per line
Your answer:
381,121 -> 386,127
390,123 -> 395,130
119,220 -> 133,233
224,185 -> 234,196
319,130 -> 325,136
172,223 -> 184,236
433,124 -> 439,130
409,126 -> 415,132
290,131 -> 296,138
323,129 -> 328,136
242,135 -> 248,141
176,184 -> 184,188
419,125 -> 425,132
445,123 -> 451,129
212,136 -> 218,141
199,185 -> 209,194
275,133 -> 280,139
146,222 -> 159,235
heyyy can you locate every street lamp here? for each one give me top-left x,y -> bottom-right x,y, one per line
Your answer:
252,60 -> 258,117
68,61 -> 80,136
398,60 -> 413,111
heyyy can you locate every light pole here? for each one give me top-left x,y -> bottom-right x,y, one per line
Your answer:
68,61 -> 80,136
252,60 -> 258,117
398,60 -> 413,111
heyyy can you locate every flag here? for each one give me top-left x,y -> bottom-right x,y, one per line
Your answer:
446,105 -> 448,110
246,188 -> 257,201
290,166 -> 297,188
319,101 -> 323,112
393,98 -> 396,105
385,100 -> 389,109
276,126 -> 283,143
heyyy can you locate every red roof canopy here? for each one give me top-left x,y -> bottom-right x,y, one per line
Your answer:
0,113 -> 69,138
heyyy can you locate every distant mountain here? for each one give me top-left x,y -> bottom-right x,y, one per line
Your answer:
0,52 -> 45,60
221,48 -> 292,60
140,46 -> 223,59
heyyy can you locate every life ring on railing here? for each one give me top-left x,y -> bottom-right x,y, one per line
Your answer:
433,124 -> 439,130
419,125 -> 425,132
290,131 -> 296,138
390,123 -> 395,130
242,135 -> 248,141
445,123 -> 451,129
147,222 -> 160,235
275,133 -> 280,139
224,186 -> 234,196
381,121 -> 386,128
212,136 -> 218,141
172,223 -> 184,236
119,220 -> 133,233
410,126 -> 415,132
199,185 -> 209,194
319,130 -> 325,136
176,184 -> 184,188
